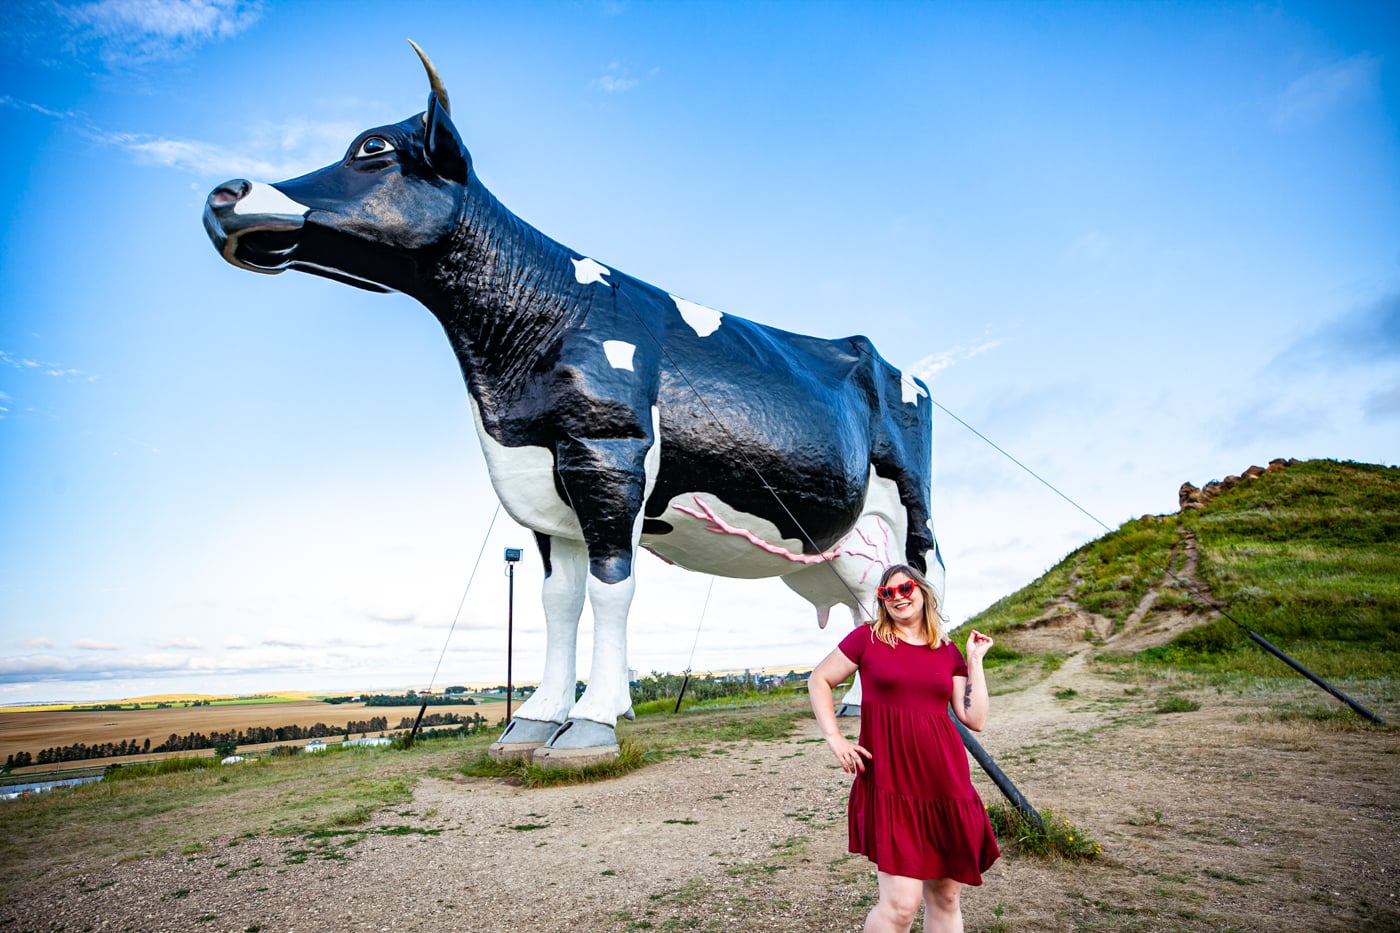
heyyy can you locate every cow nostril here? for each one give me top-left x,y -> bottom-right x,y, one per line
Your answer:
209,180 -> 250,209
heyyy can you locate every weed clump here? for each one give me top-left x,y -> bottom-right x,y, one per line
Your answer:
985,803 -> 1101,860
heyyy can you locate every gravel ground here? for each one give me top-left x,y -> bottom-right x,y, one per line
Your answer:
4,652 -> 1397,932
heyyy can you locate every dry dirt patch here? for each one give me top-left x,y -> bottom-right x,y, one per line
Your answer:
2,664 -> 1396,932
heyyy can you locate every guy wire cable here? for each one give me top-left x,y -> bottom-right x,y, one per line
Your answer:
610,287 -> 871,614
616,289 -> 1381,723
922,390 -> 1383,724
674,576 -> 717,713
408,502 -> 502,746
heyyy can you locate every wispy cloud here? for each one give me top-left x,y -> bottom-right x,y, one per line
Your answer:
1364,381 -> 1400,422
20,638 -> 55,650
0,350 -> 94,381
591,61 -> 657,94
8,90 -> 363,184
102,131 -> 302,181
1272,54 -> 1379,129
1219,396 -> 1328,448
0,97 -> 81,121
157,638 -> 203,650
1273,293 -> 1400,371
0,652 -> 192,682
58,0 -> 263,68
910,339 -> 1003,382
74,639 -> 122,651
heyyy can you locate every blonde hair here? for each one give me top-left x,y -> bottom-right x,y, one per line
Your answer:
871,563 -> 946,649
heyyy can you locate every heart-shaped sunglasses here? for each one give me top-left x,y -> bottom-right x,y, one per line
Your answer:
876,580 -> 917,602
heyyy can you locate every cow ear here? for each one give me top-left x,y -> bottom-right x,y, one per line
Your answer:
424,91 -> 468,183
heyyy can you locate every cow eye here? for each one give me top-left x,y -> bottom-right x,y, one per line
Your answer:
354,137 -> 395,159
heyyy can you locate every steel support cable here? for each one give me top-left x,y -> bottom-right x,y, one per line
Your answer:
674,576 -> 717,713
408,502 -> 503,746
609,295 -> 1044,819
611,288 -> 870,614
922,389 -> 1384,725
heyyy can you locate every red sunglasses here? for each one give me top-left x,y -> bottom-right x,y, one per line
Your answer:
877,580 -> 917,602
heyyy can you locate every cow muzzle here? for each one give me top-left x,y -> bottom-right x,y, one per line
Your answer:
203,180 -> 309,274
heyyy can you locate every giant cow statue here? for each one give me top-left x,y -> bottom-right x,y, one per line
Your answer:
204,44 -> 944,764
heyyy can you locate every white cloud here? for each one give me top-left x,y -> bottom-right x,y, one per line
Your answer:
1273,293 -> 1400,370
910,339 -> 1002,382
1272,54 -> 1379,129
20,638 -> 55,649
104,132 -> 297,182
60,0 -> 263,67
102,113 -> 373,183
0,350 -> 93,382
0,97 -> 80,121
1364,381 -> 1400,421
1065,230 -> 1112,263
157,638 -> 203,650
0,652 -> 191,681
591,61 -> 655,94
74,639 -> 121,651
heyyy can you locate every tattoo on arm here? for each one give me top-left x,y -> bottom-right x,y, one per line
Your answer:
963,682 -> 972,711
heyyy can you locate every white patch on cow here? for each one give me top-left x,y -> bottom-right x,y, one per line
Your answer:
468,397 -> 581,539
233,182 -> 310,218
670,295 -> 724,337
572,257 -> 612,286
603,340 -> 635,371
899,369 -> 928,405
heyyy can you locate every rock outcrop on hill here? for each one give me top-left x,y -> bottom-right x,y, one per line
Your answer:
1178,458 -> 1297,511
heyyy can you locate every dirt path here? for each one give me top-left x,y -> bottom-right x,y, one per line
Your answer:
4,652 -> 1396,933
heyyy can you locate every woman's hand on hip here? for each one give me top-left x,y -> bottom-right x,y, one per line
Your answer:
825,734 -> 872,774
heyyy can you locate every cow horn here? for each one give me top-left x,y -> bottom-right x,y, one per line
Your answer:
408,39 -> 450,115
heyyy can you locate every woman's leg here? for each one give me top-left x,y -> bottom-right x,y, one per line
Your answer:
864,872 -> 924,932
921,878 -> 963,933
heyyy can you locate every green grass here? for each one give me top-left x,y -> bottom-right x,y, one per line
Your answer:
986,802 -> 1101,860
971,460 -> 1400,687
460,740 -> 653,787
0,729 -> 493,904
1153,696 -> 1201,714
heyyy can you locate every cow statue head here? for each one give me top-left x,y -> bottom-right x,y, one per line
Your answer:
204,42 -> 469,299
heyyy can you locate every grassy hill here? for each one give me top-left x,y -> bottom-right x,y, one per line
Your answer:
968,458 -> 1400,690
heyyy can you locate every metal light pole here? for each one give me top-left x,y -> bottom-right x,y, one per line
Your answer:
504,547 -> 522,725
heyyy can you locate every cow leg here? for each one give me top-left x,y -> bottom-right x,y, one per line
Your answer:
535,423 -> 657,765
537,570 -> 636,759
489,535 -> 587,759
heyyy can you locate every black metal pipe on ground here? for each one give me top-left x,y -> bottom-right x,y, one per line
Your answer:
405,701 -> 430,748
673,673 -> 691,714
950,712 -> 1044,830
1245,629 -> 1385,724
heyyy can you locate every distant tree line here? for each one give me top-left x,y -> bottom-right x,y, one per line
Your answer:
394,711 -> 487,730
10,717 -> 392,766
9,736 -> 152,768
323,692 -> 478,706
629,671 -> 808,704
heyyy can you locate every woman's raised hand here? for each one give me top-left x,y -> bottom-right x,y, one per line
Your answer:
965,628 -> 994,663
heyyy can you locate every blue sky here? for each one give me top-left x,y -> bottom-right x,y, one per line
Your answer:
1,0 -> 1396,703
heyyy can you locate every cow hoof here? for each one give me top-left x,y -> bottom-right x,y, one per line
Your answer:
487,717 -> 560,763
835,703 -> 861,718
530,719 -> 620,769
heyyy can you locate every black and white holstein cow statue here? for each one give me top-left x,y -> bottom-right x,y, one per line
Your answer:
204,45 -> 943,765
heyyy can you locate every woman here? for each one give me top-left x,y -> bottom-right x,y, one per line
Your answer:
809,563 -> 999,933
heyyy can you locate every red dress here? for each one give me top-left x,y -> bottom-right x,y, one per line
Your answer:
838,625 -> 1000,884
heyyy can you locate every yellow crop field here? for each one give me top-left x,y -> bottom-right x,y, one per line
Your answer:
0,700 -> 455,771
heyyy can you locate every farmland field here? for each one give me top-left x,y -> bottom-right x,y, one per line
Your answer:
0,698 -> 505,772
